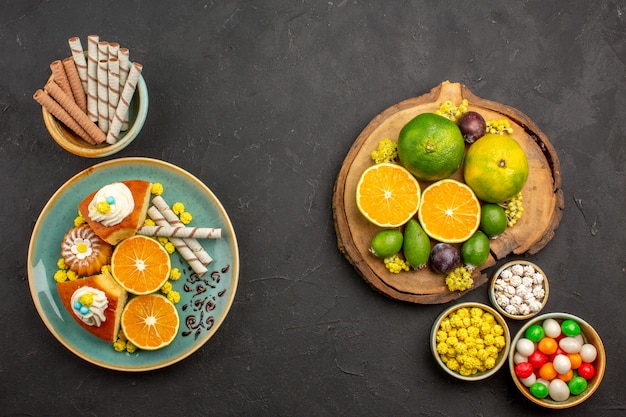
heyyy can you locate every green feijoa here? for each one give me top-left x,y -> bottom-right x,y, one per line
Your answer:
480,204 -> 507,237
461,231 -> 490,267
402,219 -> 431,269
369,229 -> 403,258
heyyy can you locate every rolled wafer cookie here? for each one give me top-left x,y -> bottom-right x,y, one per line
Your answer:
62,56 -> 87,112
137,225 -> 222,239
105,62 -> 142,144
33,89 -> 96,145
96,42 -> 109,132
49,60 -> 73,99
107,58 -> 120,127
87,35 -> 99,121
44,80 -> 106,144
108,42 -> 119,60
97,60 -> 109,133
97,41 -> 109,61
118,48 -> 130,130
147,206 -> 209,276
152,196 -> 213,266
68,36 -> 88,91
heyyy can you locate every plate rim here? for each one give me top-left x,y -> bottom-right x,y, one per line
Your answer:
27,156 -> 240,371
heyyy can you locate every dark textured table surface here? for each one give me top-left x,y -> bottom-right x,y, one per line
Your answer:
1,1 -> 625,416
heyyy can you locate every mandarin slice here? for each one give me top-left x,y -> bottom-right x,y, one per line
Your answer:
355,163 -> 420,227
111,235 -> 171,295
121,294 -> 180,350
418,179 -> 481,243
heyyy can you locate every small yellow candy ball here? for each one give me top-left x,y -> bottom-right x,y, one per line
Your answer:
79,293 -> 94,306
97,201 -> 111,214
179,212 -> 193,225
151,183 -> 164,196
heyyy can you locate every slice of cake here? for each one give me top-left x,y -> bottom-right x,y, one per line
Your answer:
78,180 -> 152,245
57,271 -> 128,343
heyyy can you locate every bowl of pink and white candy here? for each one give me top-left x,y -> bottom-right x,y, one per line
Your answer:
509,313 -> 606,409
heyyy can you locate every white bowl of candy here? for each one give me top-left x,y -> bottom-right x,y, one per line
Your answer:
489,260 -> 549,320
509,312 -> 606,408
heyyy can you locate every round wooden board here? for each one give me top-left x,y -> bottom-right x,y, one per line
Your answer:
333,81 -> 564,304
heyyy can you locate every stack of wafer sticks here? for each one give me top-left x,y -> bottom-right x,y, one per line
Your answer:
136,196 -> 222,277
33,35 -> 142,145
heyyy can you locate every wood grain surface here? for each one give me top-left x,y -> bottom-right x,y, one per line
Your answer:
333,81 -> 563,304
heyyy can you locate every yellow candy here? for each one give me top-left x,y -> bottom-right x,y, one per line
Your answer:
97,201 -> 111,214
79,293 -> 94,306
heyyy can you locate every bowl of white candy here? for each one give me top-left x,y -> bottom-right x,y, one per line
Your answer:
489,260 -> 549,320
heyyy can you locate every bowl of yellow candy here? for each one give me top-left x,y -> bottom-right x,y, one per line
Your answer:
431,302 -> 511,381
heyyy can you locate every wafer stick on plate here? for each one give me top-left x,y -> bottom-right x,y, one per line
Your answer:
33,89 -> 96,144
87,35 -> 99,121
146,206 -> 209,276
44,80 -> 106,144
97,60 -> 109,133
62,56 -> 87,112
137,225 -> 222,239
68,37 -> 88,91
49,60 -> 72,99
106,62 -> 142,144
151,196 -> 213,266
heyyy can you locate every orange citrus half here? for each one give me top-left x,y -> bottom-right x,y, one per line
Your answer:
111,235 -> 171,295
418,179 -> 481,243
356,163 -> 421,227
121,294 -> 180,350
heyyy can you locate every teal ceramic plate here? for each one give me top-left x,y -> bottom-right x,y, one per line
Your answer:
27,157 -> 239,371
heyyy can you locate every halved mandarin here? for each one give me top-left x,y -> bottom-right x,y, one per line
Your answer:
418,179 -> 481,243
355,163 -> 421,227
121,294 -> 180,350
111,235 -> 171,295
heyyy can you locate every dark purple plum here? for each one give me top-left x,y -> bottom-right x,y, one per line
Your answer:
429,243 -> 461,274
457,111 -> 486,144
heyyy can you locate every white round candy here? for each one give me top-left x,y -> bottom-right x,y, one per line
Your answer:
520,373 -> 536,387
580,344 -> 597,363
542,318 -> 561,338
559,337 -> 582,354
548,379 -> 570,402
536,378 -> 551,389
516,338 -> 535,357
514,352 -> 528,364
552,354 -> 572,375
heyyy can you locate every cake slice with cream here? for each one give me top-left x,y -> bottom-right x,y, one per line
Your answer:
56,271 -> 128,343
78,180 -> 152,245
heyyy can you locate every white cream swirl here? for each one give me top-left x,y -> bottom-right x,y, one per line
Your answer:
71,286 -> 108,327
88,182 -> 134,226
